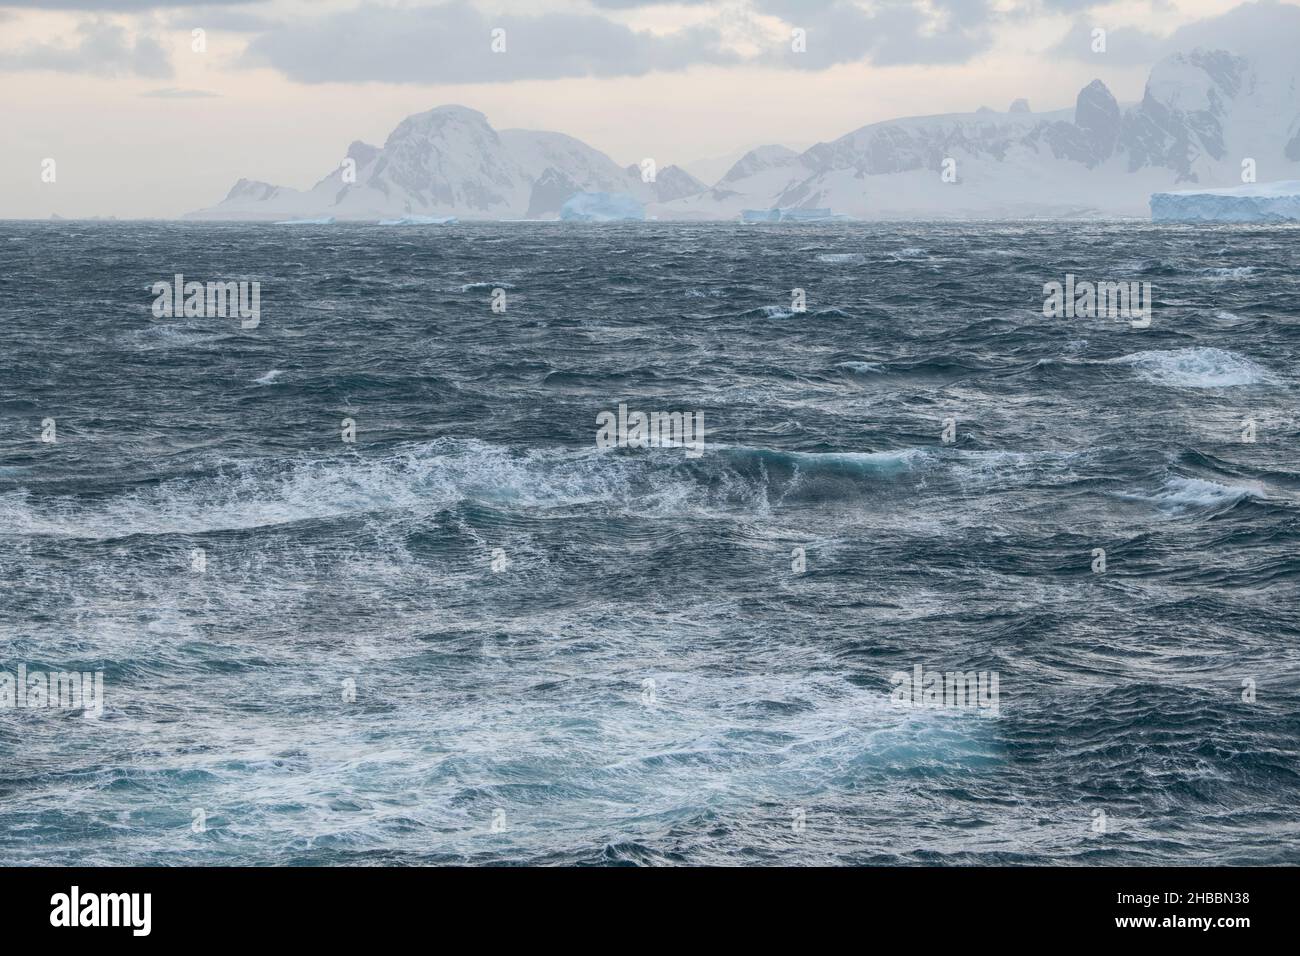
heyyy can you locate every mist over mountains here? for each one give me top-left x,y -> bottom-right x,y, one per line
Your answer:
188,5 -> 1300,221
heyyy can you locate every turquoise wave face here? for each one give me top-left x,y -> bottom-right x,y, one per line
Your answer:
1,221 -> 1298,865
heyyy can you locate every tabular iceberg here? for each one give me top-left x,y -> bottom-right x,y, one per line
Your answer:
376,215 -> 459,225
1151,181 -> 1300,222
741,207 -> 835,222
559,192 -> 645,222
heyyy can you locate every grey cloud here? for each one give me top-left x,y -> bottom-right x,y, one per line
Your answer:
0,1 -> 258,9
1049,20 -> 1163,66
1159,0 -> 1299,62
588,0 -> 713,7
1050,0 -> 1300,67
242,2 -> 737,84
0,19 -> 173,77
244,0 -> 1001,84
140,86 -> 219,96
1027,0 -> 1105,10
767,0 -> 997,70
165,6 -> 282,33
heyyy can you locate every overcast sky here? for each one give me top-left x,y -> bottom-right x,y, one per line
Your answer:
0,0 -> 1292,217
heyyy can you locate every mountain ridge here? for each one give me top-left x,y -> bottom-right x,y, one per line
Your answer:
186,9 -> 1299,221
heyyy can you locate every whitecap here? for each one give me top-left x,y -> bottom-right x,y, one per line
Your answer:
836,360 -> 882,374
1107,347 -> 1277,387
1142,475 -> 1258,511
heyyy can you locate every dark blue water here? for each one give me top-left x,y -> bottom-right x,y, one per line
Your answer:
1,221 -> 1298,865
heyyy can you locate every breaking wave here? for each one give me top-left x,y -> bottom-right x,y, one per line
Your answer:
1107,347 -> 1278,387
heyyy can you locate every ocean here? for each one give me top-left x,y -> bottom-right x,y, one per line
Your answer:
1,220 -> 1297,865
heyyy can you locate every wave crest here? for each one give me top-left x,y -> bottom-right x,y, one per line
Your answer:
1108,347 -> 1278,387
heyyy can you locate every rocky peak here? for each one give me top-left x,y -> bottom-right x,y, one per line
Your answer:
1074,80 -> 1121,160
222,178 -> 282,203
345,140 -> 381,167
720,145 -> 800,183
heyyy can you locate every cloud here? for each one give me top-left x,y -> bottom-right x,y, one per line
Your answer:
0,1 -> 258,9
241,0 -> 1004,84
0,19 -> 173,77
588,0 -> 715,6
1028,0 -> 1107,10
166,7 -> 282,33
140,86 -> 220,97
242,2 -> 738,84
14,0 -> 1282,86
1050,0 -> 1300,67
762,0 -> 997,69
1158,0 -> 1300,62
1049,20 -> 1163,66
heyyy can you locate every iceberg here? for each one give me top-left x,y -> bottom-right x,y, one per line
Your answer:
779,207 -> 834,222
376,215 -> 458,225
559,192 -> 644,222
274,216 -> 335,225
740,207 -> 835,223
1150,181 -> 1300,223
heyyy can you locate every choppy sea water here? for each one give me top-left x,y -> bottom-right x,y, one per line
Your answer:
1,221 -> 1297,866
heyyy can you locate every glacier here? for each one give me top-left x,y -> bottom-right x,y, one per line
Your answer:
1150,181 -> 1300,222
559,192 -> 645,222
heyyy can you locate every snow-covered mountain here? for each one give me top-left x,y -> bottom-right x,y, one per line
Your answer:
188,8 -> 1298,222
656,42 -> 1300,219
186,105 -> 702,221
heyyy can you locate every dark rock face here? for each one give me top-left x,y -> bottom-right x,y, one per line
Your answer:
719,145 -> 800,184
526,168 -> 582,218
223,179 -> 282,203
346,140 -> 381,167
1074,80 -> 1121,165
648,165 -> 708,202
623,163 -> 707,202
